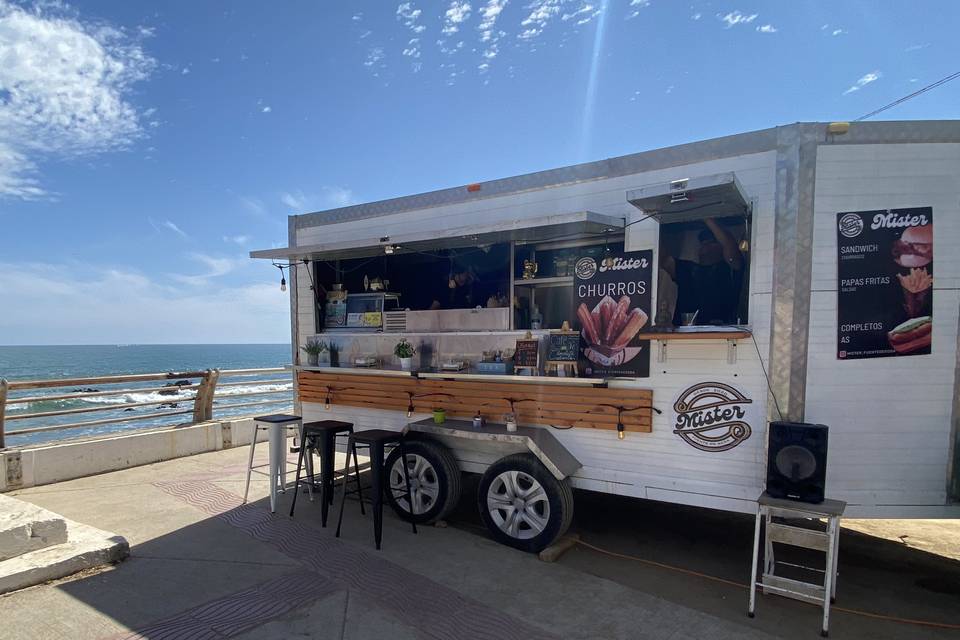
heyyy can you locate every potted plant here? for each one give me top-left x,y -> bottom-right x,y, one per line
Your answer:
394,338 -> 417,370
301,338 -> 328,367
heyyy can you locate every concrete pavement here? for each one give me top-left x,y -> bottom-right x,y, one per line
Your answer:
0,444 -> 956,639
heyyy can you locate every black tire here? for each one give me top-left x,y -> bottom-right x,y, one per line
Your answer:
385,439 -> 462,524
477,453 -> 574,553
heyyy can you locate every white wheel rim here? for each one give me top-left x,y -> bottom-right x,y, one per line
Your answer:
389,454 -> 440,515
486,470 -> 550,540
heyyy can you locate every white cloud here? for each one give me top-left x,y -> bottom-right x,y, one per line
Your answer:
831,28 -> 845,36
904,43 -> 928,52
239,196 -> 267,217
519,0 -> 561,40
364,47 -> 385,67
691,12 -> 702,20
352,12 -> 363,21
478,0 -> 507,41
223,235 -> 250,245
181,66 -> 190,75
396,2 -> 426,34
402,38 -> 421,58
170,252 -> 238,286
626,0 -> 649,19
756,24 -> 776,33
280,187 -> 354,212
718,11 -> 757,28
0,261 -> 290,344
163,220 -> 188,238
442,1 -> 472,35
0,0 -> 156,199
843,71 -> 881,95
261,105 -> 272,113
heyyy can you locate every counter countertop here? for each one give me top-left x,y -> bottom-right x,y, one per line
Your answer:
295,365 -> 606,386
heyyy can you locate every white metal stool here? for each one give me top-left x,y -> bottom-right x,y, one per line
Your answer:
243,414 -> 306,512
748,492 -> 846,637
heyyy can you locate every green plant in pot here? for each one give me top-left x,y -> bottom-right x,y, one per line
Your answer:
301,338 -> 328,367
394,338 -> 417,371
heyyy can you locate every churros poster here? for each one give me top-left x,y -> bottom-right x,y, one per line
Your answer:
836,207 -> 933,360
573,249 -> 652,377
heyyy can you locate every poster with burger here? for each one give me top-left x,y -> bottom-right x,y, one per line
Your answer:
836,207 -> 933,360
573,249 -> 652,377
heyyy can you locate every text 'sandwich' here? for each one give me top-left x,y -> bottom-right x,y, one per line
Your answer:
892,224 -> 933,268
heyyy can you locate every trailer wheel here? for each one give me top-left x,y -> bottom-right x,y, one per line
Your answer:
478,453 -> 574,553
385,439 -> 461,524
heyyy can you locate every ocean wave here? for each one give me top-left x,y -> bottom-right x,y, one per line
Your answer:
10,382 -> 292,412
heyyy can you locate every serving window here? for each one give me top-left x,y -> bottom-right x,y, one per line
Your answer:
655,214 -> 751,327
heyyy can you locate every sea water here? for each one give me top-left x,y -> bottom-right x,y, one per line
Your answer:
0,344 -> 291,447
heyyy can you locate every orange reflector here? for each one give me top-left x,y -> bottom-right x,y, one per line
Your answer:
467,183 -> 482,192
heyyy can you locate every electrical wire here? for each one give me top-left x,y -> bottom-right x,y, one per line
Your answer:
572,538 -> 960,631
710,325 -> 784,422
854,70 -> 960,122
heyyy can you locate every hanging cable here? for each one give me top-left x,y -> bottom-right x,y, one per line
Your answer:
854,70 -> 960,121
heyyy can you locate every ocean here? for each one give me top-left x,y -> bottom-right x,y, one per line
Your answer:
0,344 -> 292,448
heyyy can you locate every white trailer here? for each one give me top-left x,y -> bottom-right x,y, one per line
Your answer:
253,121 -> 959,552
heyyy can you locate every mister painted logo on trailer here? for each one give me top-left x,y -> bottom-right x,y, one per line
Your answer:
672,382 -> 754,452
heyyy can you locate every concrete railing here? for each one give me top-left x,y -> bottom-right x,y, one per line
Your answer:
0,367 -> 291,448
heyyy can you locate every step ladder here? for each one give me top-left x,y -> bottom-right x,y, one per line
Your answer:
748,492 -> 846,637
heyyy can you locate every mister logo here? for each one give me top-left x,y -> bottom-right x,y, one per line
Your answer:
575,257 -> 598,280
838,213 -> 864,239
672,382 -> 753,452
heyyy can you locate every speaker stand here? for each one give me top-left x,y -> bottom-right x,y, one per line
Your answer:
747,492 -> 846,637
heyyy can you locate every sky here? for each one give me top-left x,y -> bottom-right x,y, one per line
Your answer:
0,0 -> 957,345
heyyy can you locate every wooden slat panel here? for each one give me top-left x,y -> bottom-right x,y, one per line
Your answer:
298,371 -> 653,433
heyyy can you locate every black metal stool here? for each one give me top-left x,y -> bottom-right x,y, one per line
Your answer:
335,429 -> 417,550
289,420 -> 363,526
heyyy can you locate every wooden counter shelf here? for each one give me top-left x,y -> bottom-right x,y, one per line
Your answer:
298,369 -> 654,434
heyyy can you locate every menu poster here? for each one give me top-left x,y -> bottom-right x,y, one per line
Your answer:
573,249 -> 652,377
837,207 -> 933,360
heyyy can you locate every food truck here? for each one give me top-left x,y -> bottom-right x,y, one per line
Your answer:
252,121 -> 959,552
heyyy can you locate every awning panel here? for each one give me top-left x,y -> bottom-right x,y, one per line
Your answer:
250,211 -> 624,261
626,172 -> 750,224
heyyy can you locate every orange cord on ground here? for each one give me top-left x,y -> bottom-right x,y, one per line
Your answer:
573,539 -> 960,632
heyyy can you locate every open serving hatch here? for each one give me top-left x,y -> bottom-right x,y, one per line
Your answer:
626,172 -> 750,224
250,210 -> 624,261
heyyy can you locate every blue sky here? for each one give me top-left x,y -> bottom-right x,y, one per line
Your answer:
0,0 -> 956,345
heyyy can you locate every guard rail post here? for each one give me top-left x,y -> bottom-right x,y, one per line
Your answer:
0,378 -> 8,449
192,369 -> 221,423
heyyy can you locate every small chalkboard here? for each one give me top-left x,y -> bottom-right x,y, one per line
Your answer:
514,338 -> 540,369
547,333 -> 579,362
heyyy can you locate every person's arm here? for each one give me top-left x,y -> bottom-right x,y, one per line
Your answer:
660,252 -> 677,280
703,218 -> 743,270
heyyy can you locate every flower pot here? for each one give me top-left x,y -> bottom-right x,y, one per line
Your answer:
307,353 -> 319,367
318,352 -> 330,366
433,409 -> 446,424
400,357 -> 413,371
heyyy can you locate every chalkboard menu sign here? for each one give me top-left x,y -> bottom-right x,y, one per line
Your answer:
573,249 -> 652,377
837,207 -> 933,360
514,338 -> 540,369
547,333 -> 579,362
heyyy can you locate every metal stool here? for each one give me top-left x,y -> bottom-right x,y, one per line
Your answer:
289,420 -> 364,526
335,429 -> 417,550
748,492 -> 846,637
243,413 -> 302,512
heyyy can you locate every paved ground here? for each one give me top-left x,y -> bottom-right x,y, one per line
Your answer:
0,444 -> 957,639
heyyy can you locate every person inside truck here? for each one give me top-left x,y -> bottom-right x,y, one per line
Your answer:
660,217 -> 744,326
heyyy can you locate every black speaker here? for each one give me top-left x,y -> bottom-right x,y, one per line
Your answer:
766,421 -> 829,504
